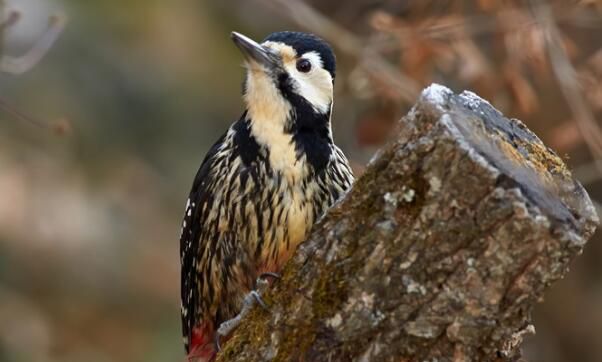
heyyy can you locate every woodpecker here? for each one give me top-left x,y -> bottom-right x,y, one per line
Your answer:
180,31 -> 354,361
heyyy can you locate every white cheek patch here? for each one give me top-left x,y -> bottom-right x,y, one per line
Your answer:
285,51 -> 334,114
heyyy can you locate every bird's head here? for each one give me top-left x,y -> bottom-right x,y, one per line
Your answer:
231,31 -> 336,134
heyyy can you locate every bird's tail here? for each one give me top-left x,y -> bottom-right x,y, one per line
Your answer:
186,346 -> 216,362
186,326 -> 216,362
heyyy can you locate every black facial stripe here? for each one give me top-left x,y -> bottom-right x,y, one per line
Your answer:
276,73 -> 332,173
233,113 -> 264,165
276,73 -> 330,134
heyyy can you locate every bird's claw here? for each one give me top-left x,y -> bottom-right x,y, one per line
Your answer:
214,272 -> 280,351
255,271 -> 280,293
250,290 -> 268,310
215,285 -> 273,351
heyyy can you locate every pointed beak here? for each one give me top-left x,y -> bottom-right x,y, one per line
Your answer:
231,31 -> 280,70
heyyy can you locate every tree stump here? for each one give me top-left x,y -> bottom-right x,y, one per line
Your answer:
217,84 -> 599,362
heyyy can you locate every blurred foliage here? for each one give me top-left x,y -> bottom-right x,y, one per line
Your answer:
0,0 -> 600,361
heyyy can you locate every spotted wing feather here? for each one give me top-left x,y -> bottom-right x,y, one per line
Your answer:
180,133 -> 226,354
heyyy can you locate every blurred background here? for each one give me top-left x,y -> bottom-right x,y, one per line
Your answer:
0,0 -> 600,361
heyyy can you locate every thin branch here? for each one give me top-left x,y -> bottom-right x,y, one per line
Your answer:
529,0 -> 602,173
257,0 -> 420,103
369,4 -> 602,52
0,96 -> 50,129
0,96 -> 72,135
0,6 -> 70,135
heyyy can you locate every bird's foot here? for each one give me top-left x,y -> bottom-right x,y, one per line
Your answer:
215,273 -> 280,351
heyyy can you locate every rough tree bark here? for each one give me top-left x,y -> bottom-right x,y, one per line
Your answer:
217,84 -> 598,362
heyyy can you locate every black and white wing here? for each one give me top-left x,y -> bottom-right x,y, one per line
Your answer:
179,133 -> 225,352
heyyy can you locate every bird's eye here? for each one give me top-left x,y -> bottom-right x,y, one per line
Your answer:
296,59 -> 312,73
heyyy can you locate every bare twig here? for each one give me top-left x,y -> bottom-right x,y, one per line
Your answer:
529,0 -> 602,173
0,97 -> 52,130
0,6 -> 70,135
0,95 -> 72,135
369,4 -> 601,52
257,0 -> 420,103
